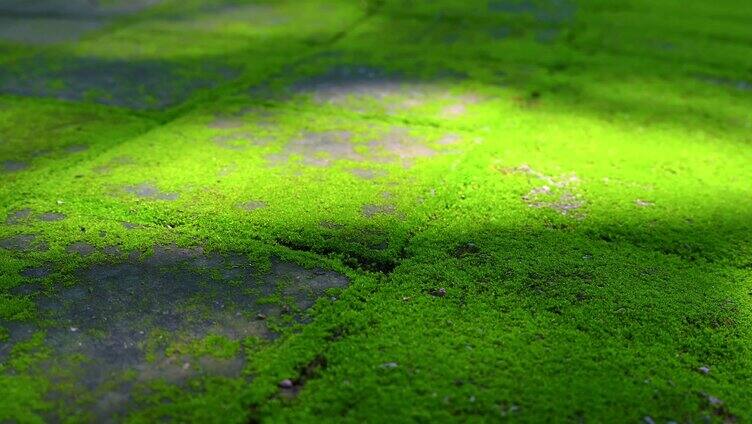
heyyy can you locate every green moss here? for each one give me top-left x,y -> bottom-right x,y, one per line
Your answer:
0,332 -> 51,422
166,334 -> 241,360
8,331 -> 49,372
0,374 -> 50,424
127,377 -> 248,424
0,294 -> 36,321
1,0 -> 752,421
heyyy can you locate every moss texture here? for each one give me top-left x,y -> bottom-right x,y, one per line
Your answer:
1,0 -> 751,422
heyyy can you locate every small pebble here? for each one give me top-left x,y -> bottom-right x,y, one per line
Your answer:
256,313 -> 267,320
278,379 -> 294,389
380,362 -> 399,369
698,366 -> 710,375
643,417 -> 655,424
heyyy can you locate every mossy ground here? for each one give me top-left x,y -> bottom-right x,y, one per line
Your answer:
1,0 -> 752,422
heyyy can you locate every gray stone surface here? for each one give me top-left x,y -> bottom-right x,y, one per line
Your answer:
0,0 -> 161,44
0,245 -> 348,419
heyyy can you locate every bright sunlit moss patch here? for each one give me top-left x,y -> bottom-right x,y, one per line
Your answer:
0,0 -> 751,422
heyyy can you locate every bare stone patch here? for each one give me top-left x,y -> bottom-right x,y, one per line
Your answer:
362,204 -> 397,218
697,75 -> 752,92
93,156 -> 135,174
123,183 -> 179,201
488,0 -> 576,24
5,209 -> 66,224
31,149 -> 52,158
0,0 -> 161,44
291,66 -> 408,103
269,127 -> 437,168
209,117 -> 245,129
536,28 -> 559,43
0,234 -> 48,252
5,208 -> 32,224
286,65 -> 454,114
369,127 -> 436,166
103,245 -> 122,256
2,160 -> 28,172
441,103 -> 467,117
63,144 -> 88,154
290,66 -> 485,117
488,0 -> 537,14
0,56 -> 236,109
440,93 -> 482,119
489,26 -> 513,39
9,283 -> 42,297
122,222 -> 143,230
502,164 -> 585,217
239,200 -> 267,211
524,190 -> 584,215
268,131 -> 357,167
2,245 -> 348,419
67,242 -> 96,256
0,0 -> 162,18
170,2 -> 289,28
20,265 -> 52,279
437,134 -> 462,145
39,212 -> 66,222
488,0 -> 576,44
0,17 -> 103,44
213,132 -> 271,151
